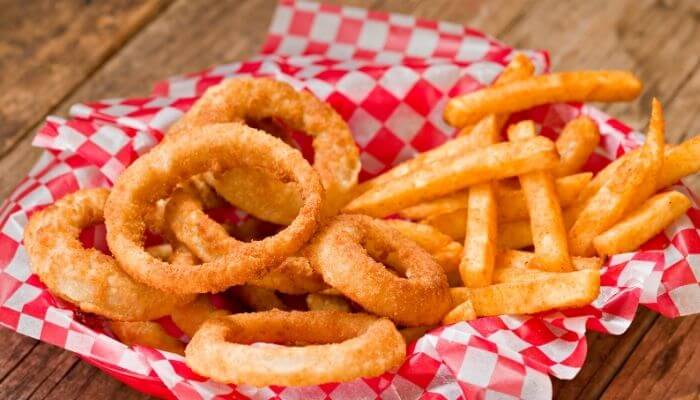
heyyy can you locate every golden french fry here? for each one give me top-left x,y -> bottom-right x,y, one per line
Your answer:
444,71 -> 642,127
593,191 -> 691,256
496,249 -> 602,271
381,219 -> 462,275
442,299 -> 477,325
399,172 -> 591,221
496,173 -> 590,222
492,267 -> 558,283
358,115 -> 502,194
508,121 -> 572,271
345,136 -> 559,217
572,128 -> 698,219
233,286 -> 288,311
554,116 -> 601,177
569,99 -> 666,256
306,293 -> 352,312
657,136 -> 700,189
498,218 -> 533,249
459,182 -> 498,287
449,269 -> 600,316
458,126 -> 499,288
425,208 -> 577,249
423,209 -> 469,241
457,53 -> 535,137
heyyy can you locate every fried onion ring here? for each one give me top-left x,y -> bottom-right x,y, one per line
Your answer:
169,77 -> 360,221
307,215 -> 451,326
110,320 -> 185,355
105,123 -> 324,294
164,188 -> 327,294
185,310 -> 405,386
23,188 -> 193,320
171,295 -> 230,338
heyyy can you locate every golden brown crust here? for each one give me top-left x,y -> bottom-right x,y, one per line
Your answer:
185,310 -> 405,386
104,123 -> 324,294
169,77 -> 360,222
23,188 -> 193,320
307,214 -> 451,326
110,320 -> 185,355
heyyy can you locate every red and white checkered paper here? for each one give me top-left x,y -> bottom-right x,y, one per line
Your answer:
2,1 -> 699,399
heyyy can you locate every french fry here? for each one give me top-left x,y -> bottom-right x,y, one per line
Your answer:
444,71 -> 642,127
306,293 -> 352,312
593,191 -> 691,256
381,219 -> 462,282
459,125 -> 499,287
398,172 -> 591,221
442,299 -> 477,325
569,99 -> 666,256
345,136 -> 559,217
554,116 -> 600,177
571,133 -> 700,218
358,115 -> 502,194
508,121 -> 572,271
492,267 -> 558,283
498,218 -> 534,249
425,208 -> 577,249
423,209 -> 469,241
496,249 -> 603,271
657,136 -> 700,189
457,53 -> 535,137
449,269 -> 600,316
459,182 -> 498,287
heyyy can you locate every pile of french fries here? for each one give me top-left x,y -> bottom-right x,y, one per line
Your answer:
345,54 -> 700,323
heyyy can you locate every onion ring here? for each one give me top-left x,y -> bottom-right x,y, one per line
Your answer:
169,77 -> 360,221
233,286 -> 289,311
105,123 -> 324,294
110,320 -> 185,355
164,187 -> 327,294
171,295 -> 230,338
306,214 -> 451,326
185,310 -> 405,386
23,188 -> 194,320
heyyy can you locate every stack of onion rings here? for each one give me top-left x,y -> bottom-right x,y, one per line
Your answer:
105,123 -> 324,294
164,186 -> 327,294
23,188 -> 194,321
168,77 -> 360,221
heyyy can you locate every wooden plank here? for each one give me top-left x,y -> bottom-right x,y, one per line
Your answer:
0,330 -> 40,383
0,0 -> 170,157
601,314 -> 700,399
553,310 -> 659,399
41,360 -> 151,400
0,342 -> 78,400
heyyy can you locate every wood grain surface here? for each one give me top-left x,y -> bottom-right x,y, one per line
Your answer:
0,1 -> 697,399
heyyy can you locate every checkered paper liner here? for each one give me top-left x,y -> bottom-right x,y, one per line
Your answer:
2,1 -> 699,399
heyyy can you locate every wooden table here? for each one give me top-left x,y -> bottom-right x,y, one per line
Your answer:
1,1 -> 698,398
